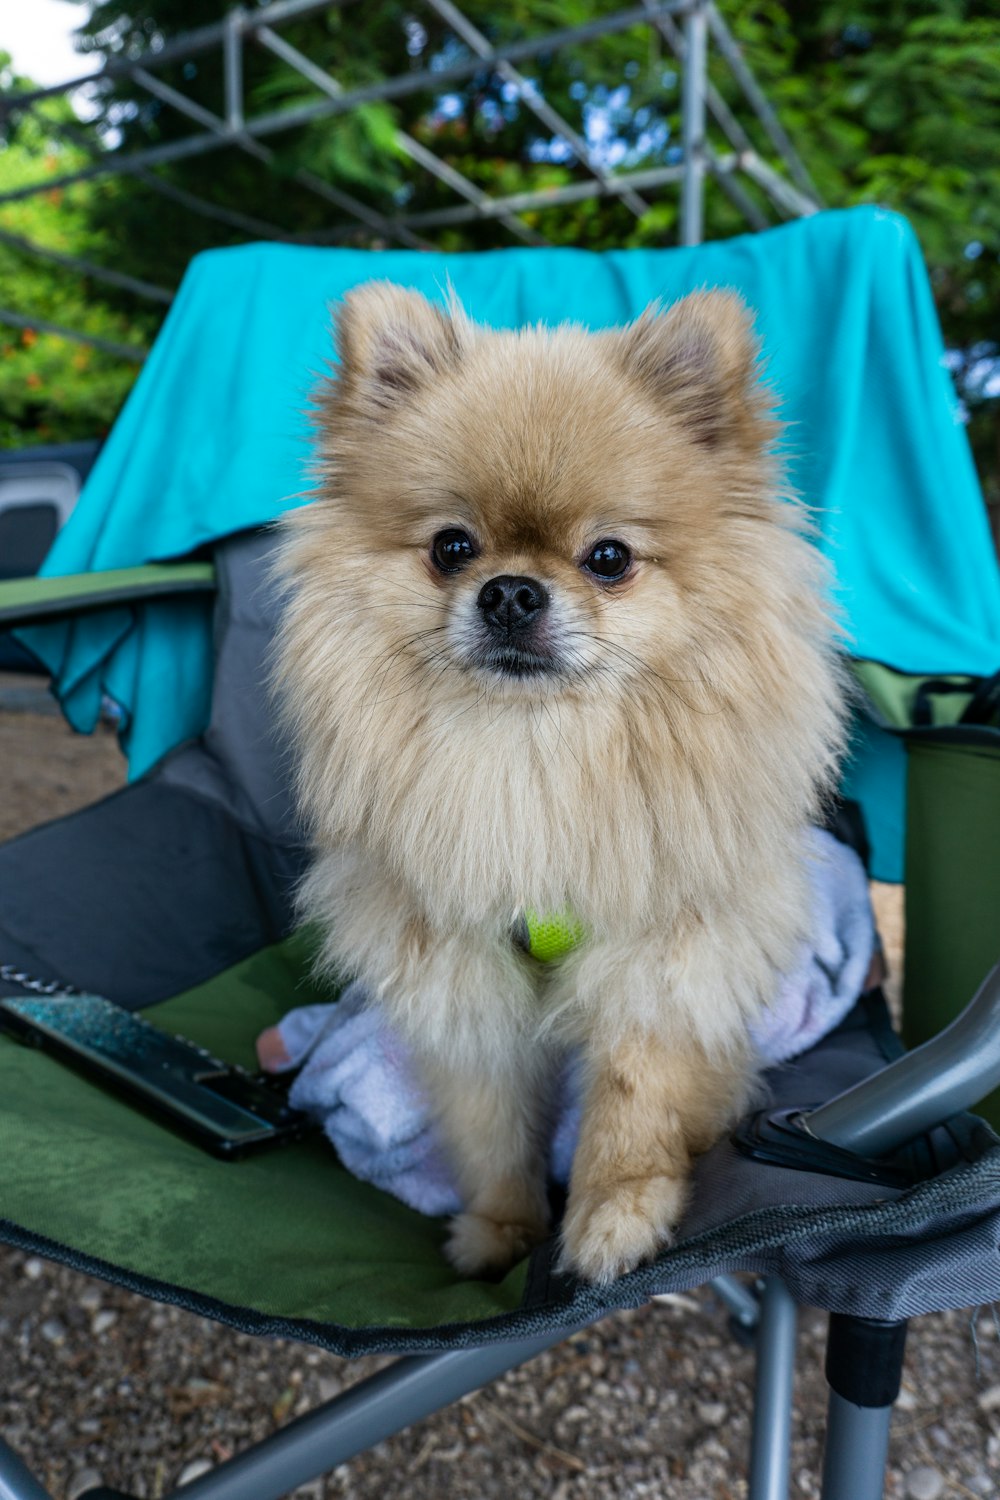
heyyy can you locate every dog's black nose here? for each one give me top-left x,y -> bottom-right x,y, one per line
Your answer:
477,575 -> 549,632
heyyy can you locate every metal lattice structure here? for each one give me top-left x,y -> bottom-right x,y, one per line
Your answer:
0,0 -> 823,362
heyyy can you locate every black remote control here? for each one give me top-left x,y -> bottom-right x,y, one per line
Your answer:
0,989 -> 315,1159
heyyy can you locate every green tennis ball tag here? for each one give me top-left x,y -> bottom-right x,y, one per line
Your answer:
523,909 -> 587,963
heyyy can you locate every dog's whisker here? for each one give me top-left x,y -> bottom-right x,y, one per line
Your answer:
581,634 -> 725,718
355,627 -> 450,731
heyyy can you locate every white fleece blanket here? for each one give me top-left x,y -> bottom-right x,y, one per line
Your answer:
264,829 -> 875,1216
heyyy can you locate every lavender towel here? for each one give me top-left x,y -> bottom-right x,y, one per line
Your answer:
270,829 -> 875,1216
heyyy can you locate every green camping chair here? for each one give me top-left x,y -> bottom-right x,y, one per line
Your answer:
3,527 -> 1000,1500
4,205 -> 1000,1498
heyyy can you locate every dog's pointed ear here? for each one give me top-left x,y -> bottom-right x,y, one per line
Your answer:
616,291 -> 766,449
334,283 -> 467,415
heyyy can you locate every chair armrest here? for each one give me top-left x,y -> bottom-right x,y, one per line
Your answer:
0,562 -> 216,629
804,961 -> 1000,1154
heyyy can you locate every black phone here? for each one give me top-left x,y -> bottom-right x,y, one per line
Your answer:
0,989 -> 315,1159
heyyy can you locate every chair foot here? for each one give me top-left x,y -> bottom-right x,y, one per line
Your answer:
820,1313 -> 908,1500
747,1276 -> 797,1500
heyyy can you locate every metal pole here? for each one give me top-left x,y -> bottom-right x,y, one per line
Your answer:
0,228 -> 174,304
129,165 -> 287,240
224,8 -> 245,133
819,1395 -> 894,1500
309,153 -> 742,241
706,144 -> 768,230
817,1313 -> 907,1500
20,108 -> 289,238
162,1327 -> 587,1500
0,0 -> 343,115
391,156 -> 742,228
740,153 -> 818,220
0,0 -> 692,208
132,67 -> 235,140
705,3 -> 821,205
805,961 -> 1000,1157
392,134 -> 546,245
0,1438 -> 56,1500
422,0 -> 649,219
710,1274 -> 760,1332
642,3 -> 769,231
747,1277 -> 797,1500
251,25 -> 546,246
130,66 -> 431,250
680,0 -> 707,245
0,308 -> 147,361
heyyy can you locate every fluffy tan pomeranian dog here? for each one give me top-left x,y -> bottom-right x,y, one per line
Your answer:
274,281 -> 845,1285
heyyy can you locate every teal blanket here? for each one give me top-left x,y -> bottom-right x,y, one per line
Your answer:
22,206 -> 1000,879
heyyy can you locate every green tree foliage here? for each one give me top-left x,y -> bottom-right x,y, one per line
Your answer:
741,4 -> 1000,519
0,53 -> 155,446
1,2 -> 998,525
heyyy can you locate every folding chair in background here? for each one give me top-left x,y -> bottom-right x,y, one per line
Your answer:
2,206 -> 1000,1500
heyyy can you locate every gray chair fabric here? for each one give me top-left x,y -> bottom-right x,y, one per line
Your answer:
0,529 -> 307,1007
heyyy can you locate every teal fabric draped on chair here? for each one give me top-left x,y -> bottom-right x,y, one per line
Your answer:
20,205 -> 1000,877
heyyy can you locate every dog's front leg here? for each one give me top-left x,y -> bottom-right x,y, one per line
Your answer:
386,937 -> 552,1275
418,1038 -> 552,1276
397,935 -> 552,1274
556,938 -> 759,1285
303,851 -> 552,1274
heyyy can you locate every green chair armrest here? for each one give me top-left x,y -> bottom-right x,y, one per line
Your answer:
851,658 -> 978,732
0,562 -> 216,629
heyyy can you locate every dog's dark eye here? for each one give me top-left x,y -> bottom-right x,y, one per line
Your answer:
431,528 -> 477,573
582,540 -> 632,581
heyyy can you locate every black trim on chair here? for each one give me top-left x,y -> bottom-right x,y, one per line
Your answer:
825,1314 -> 908,1408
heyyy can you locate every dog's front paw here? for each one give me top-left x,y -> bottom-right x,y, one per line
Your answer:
445,1209 -> 549,1277
559,1175 -> 688,1285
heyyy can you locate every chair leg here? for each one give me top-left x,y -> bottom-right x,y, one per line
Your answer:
0,1435 -> 56,1500
155,1323 -> 587,1500
710,1274 -> 761,1336
819,1313 -> 908,1500
747,1276 -> 797,1500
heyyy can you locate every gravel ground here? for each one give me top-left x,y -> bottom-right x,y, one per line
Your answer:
1,694 -> 998,1500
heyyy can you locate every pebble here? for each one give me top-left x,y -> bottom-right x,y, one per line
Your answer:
904,1467 -> 944,1500
0,1236 -> 989,1500
67,1470 -> 103,1500
92,1310 -> 117,1336
40,1318 -> 66,1344
177,1458 -> 214,1485
23,1257 -> 44,1281
696,1403 -> 727,1426
896,1385 -> 919,1411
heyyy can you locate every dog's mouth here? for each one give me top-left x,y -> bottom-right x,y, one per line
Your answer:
450,597 -> 578,684
477,645 -> 564,680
